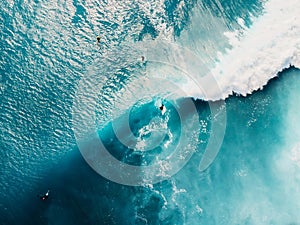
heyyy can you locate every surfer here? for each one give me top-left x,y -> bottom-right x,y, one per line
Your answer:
159,103 -> 166,115
39,190 -> 50,201
141,56 -> 145,62
96,36 -> 101,43
159,104 -> 164,111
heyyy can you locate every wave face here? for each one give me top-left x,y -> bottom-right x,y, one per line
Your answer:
1,0 -> 300,224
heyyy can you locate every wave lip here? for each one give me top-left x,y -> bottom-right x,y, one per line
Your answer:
207,0 -> 300,100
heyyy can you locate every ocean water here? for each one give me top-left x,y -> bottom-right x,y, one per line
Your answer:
1,0 -> 300,224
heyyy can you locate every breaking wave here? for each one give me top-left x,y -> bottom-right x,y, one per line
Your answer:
208,0 -> 300,100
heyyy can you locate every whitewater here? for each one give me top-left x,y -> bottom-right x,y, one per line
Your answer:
184,0 -> 300,101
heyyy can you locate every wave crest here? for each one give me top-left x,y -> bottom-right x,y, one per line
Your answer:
208,0 -> 300,100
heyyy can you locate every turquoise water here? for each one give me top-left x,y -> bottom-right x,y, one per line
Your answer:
1,0 -> 300,224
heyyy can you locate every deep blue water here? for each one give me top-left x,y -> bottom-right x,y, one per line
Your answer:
1,0 -> 300,224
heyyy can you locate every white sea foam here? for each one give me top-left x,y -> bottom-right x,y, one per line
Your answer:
206,0 -> 300,100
